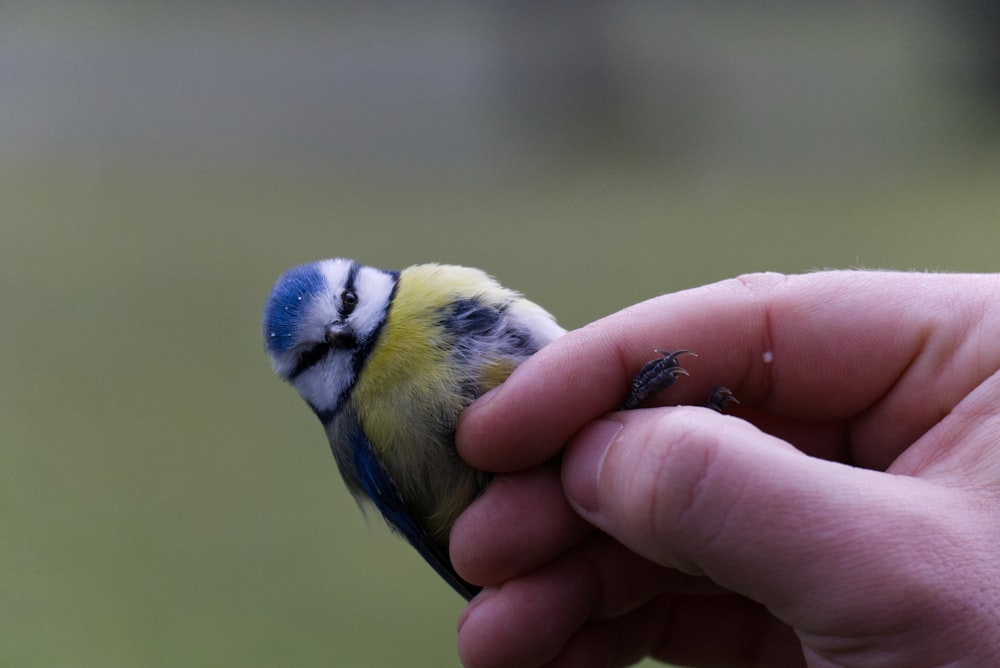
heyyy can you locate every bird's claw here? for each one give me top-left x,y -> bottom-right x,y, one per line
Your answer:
621,349 -> 738,413
621,349 -> 695,410
706,386 -> 738,413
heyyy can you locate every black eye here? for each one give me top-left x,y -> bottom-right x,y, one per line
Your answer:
341,289 -> 358,314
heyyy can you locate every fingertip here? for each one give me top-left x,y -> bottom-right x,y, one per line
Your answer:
457,325 -> 641,472
456,361 -> 580,472
451,468 -> 592,586
455,386 -> 504,469
561,419 -> 624,515
456,560 -> 599,668
456,586 -> 494,634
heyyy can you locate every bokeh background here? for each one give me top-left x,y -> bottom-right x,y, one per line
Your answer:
3,2 -> 999,666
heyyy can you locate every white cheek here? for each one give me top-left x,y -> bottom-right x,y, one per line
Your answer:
352,267 -> 396,337
291,353 -> 354,412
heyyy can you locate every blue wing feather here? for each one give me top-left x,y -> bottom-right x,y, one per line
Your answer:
346,425 -> 481,600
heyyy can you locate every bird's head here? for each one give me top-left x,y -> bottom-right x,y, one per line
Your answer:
263,258 -> 398,417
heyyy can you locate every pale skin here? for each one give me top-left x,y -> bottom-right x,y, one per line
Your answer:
451,271 -> 1000,668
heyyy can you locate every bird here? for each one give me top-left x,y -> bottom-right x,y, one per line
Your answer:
262,259 -> 718,600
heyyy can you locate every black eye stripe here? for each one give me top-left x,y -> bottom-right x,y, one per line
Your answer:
288,342 -> 331,380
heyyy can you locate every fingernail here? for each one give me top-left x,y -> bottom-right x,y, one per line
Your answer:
563,419 -> 623,514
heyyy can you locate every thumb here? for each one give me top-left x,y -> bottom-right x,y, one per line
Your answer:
561,407 -> 966,623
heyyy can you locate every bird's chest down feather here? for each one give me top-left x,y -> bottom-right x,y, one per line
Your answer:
345,336 -> 513,544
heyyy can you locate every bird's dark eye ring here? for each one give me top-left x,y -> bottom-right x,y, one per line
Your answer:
341,290 -> 358,314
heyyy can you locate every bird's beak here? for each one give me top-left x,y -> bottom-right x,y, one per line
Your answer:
324,321 -> 357,349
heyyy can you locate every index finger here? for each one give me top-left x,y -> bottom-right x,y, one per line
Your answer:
457,270 -> 999,472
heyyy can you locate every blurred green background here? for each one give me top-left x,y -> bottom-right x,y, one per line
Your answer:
2,2 -> 999,666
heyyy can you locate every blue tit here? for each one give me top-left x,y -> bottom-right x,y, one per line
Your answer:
262,259 -> 566,599
262,259 -> 723,600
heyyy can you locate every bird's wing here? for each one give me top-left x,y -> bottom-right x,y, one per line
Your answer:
346,426 -> 482,601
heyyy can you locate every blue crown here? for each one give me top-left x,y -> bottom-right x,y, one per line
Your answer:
263,262 -> 326,353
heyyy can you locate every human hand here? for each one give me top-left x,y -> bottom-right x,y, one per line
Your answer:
452,271 -> 1000,667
